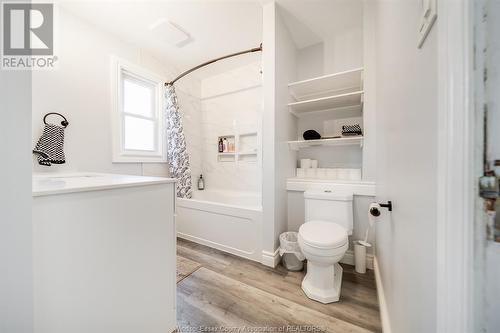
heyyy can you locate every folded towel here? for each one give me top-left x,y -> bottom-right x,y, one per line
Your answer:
303,129 -> 321,140
33,124 -> 66,166
342,124 -> 362,136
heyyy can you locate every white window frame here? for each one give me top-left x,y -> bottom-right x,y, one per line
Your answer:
111,56 -> 166,163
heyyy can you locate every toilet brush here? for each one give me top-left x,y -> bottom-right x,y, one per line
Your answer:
355,235 -> 370,273
358,227 -> 372,248
355,203 -> 381,273
358,205 -> 376,247
355,213 -> 373,273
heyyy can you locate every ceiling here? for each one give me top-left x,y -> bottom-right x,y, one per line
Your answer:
276,0 -> 363,49
57,0 -> 263,79
56,0 -> 362,80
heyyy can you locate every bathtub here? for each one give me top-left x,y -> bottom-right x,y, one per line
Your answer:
176,189 -> 263,262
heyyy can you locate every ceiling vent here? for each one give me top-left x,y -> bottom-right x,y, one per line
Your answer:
148,18 -> 192,48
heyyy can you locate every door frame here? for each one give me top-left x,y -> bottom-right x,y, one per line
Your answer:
436,0 -> 476,332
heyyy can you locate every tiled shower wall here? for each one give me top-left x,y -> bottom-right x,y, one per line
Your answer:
197,60 -> 263,193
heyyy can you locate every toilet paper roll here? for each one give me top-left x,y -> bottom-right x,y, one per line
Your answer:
305,168 -> 317,178
326,168 -> 338,180
368,203 -> 382,227
296,168 -> 305,178
300,159 -> 311,169
316,168 -> 327,179
349,169 -> 362,181
337,168 -> 349,180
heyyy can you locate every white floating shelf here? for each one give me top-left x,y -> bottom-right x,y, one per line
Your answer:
289,68 -> 363,101
239,131 -> 258,137
286,179 -> 376,196
238,151 -> 258,156
218,152 -> 235,156
287,136 -> 363,151
288,90 -> 363,116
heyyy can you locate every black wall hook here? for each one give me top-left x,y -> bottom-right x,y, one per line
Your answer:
44,112 -> 69,128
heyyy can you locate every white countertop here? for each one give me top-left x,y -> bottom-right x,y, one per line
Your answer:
33,172 -> 176,197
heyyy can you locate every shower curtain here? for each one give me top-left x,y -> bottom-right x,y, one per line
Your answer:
165,84 -> 193,198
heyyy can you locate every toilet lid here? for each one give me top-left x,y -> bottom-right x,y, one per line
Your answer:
299,221 -> 348,249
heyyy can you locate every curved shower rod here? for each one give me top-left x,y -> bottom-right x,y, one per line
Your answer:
165,43 -> 263,86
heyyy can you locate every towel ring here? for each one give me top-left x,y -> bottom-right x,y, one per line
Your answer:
43,112 -> 69,128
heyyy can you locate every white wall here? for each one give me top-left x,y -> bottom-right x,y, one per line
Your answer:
262,1 -> 277,260
199,61 -> 262,192
32,7 -> 201,178
323,27 -> 363,74
361,0 -> 377,181
0,64 -> 33,332
296,43 -> 324,81
273,5 -> 298,250
293,20 -> 363,77
373,1 -> 438,332
262,2 -> 298,260
293,24 -> 363,79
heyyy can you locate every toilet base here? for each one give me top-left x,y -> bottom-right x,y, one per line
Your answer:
301,262 -> 343,304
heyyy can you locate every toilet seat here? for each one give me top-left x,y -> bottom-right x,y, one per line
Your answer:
299,220 -> 348,249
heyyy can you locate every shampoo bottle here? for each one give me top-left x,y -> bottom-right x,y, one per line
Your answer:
223,138 -> 228,152
218,138 -> 224,153
197,174 -> 205,190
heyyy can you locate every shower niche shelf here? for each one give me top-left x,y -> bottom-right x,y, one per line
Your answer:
288,68 -> 364,116
217,153 -> 236,162
217,135 -> 236,162
217,132 -> 258,162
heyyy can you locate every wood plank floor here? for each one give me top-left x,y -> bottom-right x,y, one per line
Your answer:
176,238 -> 381,333
177,256 -> 202,283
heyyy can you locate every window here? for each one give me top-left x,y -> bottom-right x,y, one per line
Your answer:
111,57 -> 165,163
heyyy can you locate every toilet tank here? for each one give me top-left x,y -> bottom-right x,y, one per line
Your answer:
304,190 -> 354,234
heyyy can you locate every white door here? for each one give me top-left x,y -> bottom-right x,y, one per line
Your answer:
372,1 -> 439,332
480,1 -> 500,331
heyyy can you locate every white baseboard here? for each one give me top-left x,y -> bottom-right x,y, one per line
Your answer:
177,232 -> 261,263
340,250 -> 374,270
374,256 -> 391,333
261,249 -> 280,268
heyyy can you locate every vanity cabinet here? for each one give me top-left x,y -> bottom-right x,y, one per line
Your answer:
32,173 -> 177,333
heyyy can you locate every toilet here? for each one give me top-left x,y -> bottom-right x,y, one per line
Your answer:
298,190 -> 353,304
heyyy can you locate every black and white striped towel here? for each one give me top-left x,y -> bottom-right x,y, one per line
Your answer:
342,124 -> 362,136
33,124 -> 66,166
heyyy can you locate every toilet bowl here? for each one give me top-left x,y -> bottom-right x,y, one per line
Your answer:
298,190 -> 353,304
298,221 -> 348,303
